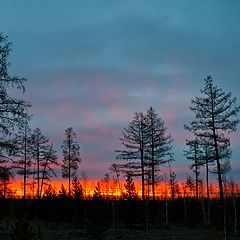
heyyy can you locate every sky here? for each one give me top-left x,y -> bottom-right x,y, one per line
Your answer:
0,0 -> 240,181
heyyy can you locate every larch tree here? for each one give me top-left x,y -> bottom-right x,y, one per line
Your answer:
61,127 -> 81,197
197,138 -> 215,200
185,75 -> 240,229
145,106 -> 173,201
13,121 -> 32,199
169,171 -> 178,201
184,139 -> 202,200
31,127 -> 49,199
122,174 -> 138,200
0,32 -> 30,189
39,142 -> 58,198
116,112 -> 148,200
0,166 -> 14,198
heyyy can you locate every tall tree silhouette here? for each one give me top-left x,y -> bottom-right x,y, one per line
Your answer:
61,127 -> 81,197
116,112 -> 148,200
0,32 -> 30,182
31,127 -> 49,199
184,139 -> 202,200
169,171 -> 179,200
0,166 -> 14,198
39,142 -> 58,198
185,75 -> 240,229
145,107 -> 173,201
197,139 -> 215,200
14,121 -> 32,199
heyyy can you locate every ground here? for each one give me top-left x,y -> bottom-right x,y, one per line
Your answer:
0,221 -> 239,240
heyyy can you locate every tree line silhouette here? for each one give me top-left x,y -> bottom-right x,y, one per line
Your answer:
0,31 -> 239,239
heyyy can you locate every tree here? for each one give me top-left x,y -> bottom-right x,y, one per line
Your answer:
116,112 -> 148,200
31,128 -> 53,199
13,121 -> 32,199
197,138 -> 215,200
72,176 -> 83,199
169,171 -> 179,201
145,107 -> 173,201
102,173 -> 112,198
43,184 -> 57,199
93,181 -> 103,199
185,175 -> 195,198
184,139 -> 202,200
0,32 -> 30,191
58,184 -> 67,199
61,127 -> 81,197
185,76 -> 240,229
122,175 -> 138,200
109,163 -> 121,195
39,142 -> 58,198
0,166 -> 14,198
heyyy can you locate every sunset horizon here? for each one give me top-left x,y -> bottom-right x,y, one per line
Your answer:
0,1 -> 239,239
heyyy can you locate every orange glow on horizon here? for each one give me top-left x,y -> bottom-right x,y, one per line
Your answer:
9,178 -> 223,199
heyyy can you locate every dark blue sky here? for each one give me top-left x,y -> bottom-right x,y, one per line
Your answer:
1,1 -> 240,180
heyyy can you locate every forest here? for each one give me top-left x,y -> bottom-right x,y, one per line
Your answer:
0,31 -> 239,240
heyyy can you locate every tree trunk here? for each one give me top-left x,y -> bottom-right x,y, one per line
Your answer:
23,125 -> 27,199
151,127 -> 155,201
194,145 -> 198,200
68,137 -> 71,198
140,147 -> 145,200
37,143 -> 40,199
205,157 -> 210,224
211,95 -> 225,233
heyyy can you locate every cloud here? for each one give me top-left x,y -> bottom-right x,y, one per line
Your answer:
1,1 -> 240,180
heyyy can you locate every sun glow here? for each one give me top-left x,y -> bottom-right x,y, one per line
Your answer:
9,179 -> 221,199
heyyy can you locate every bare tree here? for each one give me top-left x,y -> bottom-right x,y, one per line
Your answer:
185,75 -> 240,231
169,171 -> 179,201
184,139 -> 202,200
61,127 -> 81,197
0,32 -> 30,190
39,142 -> 58,198
145,106 -> 173,201
116,112 -> 148,200
13,121 -> 32,199
31,128 -> 49,199
0,166 -> 14,198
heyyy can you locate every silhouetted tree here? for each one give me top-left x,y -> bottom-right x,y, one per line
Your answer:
185,75 -> 240,230
169,171 -> 178,201
72,176 -> 83,199
58,184 -> 67,199
116,112 -> 148,200
122,175 -> 138,200
145,107 -> 173,201
0,32 -> 30,191
31,128 -> 49,199
109,163 -> 121,195
93,181 -> 102,199
43,184 -> 57,199
197,139 -> 215,199
80,170 -> 88,196
39,142 -> 58,198
0,166 -> 14,198
61,127 -> 81,197
185,175 -> 195,197
184,139 -> 202,200
13,121 -> 32,199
